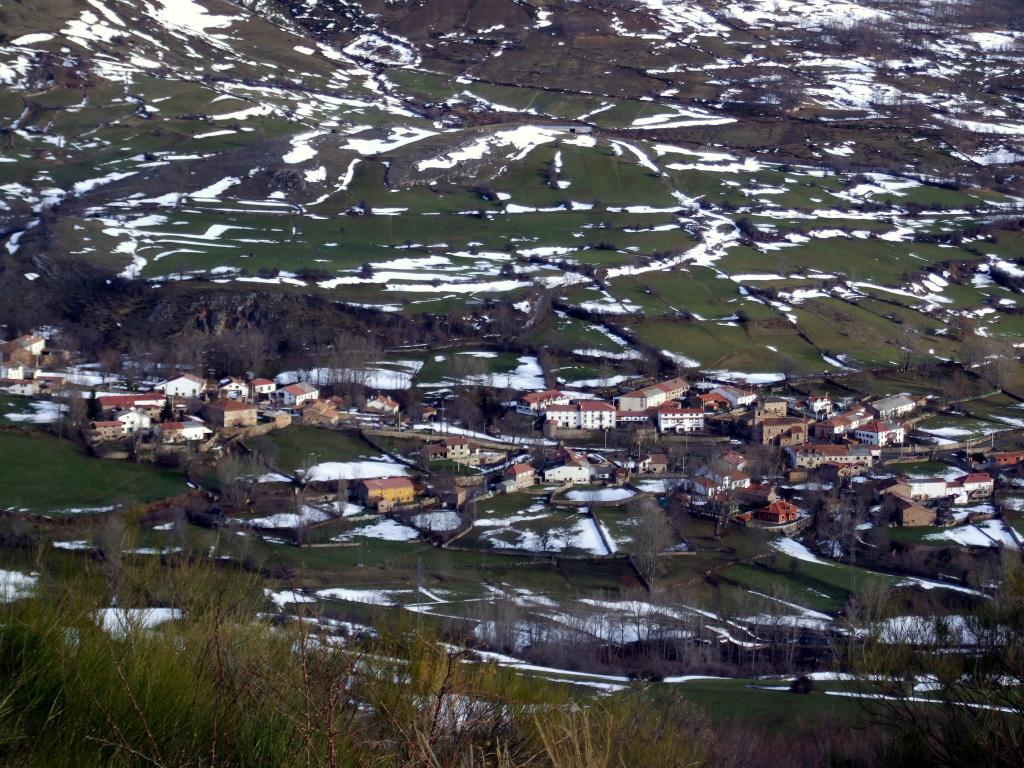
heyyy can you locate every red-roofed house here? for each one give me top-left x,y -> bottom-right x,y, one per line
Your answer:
518,389 -> 569,414
545,400 -> 616,430
250,378 -> 276,398
155,421 -> 212,443
853,420 -> 904,447
503,463 -> 535,491
358,477 -> 415,510
279,382 -> 319,407
757,500 -> 800,525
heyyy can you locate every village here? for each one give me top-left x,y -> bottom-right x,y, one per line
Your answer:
3,329 -> 1023,563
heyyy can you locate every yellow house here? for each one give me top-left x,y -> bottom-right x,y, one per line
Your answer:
358,477 -> 415,509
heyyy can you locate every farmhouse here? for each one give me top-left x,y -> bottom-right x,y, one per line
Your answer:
698,392 -> 731,411
894,496 -> 938,527
884,477 -> 950,502
300,399 -> 343,426
869,394 -> 917,420
250,378 -> 276,398
503,463 -> 535,491
99,393 -> 166,412
757,500 -> 800,525
363,393 -> 400,415
116,409 -> 151,434
0,335 -> 45,363
218,377 -> 250,400
155,421 -> 212,444
711,386 -> 757,409
615,377 -> 688,412
358,477 -> 415,510
0,360 -> 25,380
157,374 -> 205,399
89,420 -> 123,441
657,405 -> 704,433
813,408 -> 873,440
543,449 -> 593,484
203,399 -> 258,429
989,451 -> 1024,470
946,473 -> 994,503
518,389 -> 569,414
757,417 -> 808,447
805,394 -> 834,419
279,382 -> 319,407
853,420 -> 905,447
787,444 -> 875,471
545,400 -> 617,430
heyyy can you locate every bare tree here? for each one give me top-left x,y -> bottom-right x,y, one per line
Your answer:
633,499 -> 673,587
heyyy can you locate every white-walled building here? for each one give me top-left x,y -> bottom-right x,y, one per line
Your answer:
116,409 -> 151,434
657,405 -> 704,433
157,374 -> 206,399
219,377 -> 250,400
853,420 -> 905,447
155,420 -> 213,444
869,394 -> 916,420
279,382 -> 319,407
518,389 -> 570,414
250,378 -> 276,398
545,400 -> 617,430
615,377 -> 688,412
711,386 -> 757,409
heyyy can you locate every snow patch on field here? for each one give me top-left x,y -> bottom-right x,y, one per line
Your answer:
303,461 -> 409,482
0,569 -> 37,601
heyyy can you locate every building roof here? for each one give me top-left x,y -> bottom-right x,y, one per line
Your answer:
164,373 -> 205,385
657,404 -> 702,415
361,476 -> 414,492
761,500 -> 799,518
505,462 -> 534,477
283,382 -> 317,396
870,394 -> 915,411
90,420 -> 121,428
856,420 -> 899,434
577,400 -> 615,412
250,378 -> 274,386
205,398 -> 255,412
99,394 -> 165,410
954,473 -> 993,485
160,421 -> 209,431
521,389 -> 566,404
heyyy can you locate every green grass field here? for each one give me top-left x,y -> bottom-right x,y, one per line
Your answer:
0,431 -> 186,513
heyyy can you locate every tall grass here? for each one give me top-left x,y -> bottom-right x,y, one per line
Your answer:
0,552 -> 710,767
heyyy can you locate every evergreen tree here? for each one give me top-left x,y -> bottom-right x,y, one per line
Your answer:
86,390 -> 101,420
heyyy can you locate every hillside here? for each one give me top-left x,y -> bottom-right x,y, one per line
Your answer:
1,0 -> 1022,377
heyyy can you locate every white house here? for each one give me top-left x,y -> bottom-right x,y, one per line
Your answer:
806,395 -> 833,419
615,377 -> 688,412
869,394 -> 916,420
947,473 -> 994,503
545,400 -> 616,430
250,378 -> 276,398
155,420 -> 213,444
711,386 -> 757,409
853,420 -> 905,447
657,405 -> 704,433
157,374 -> 206,399
116,409 -> 151,434
543,460 -> 592,484
0,360 -> 25,380
219,377 -> 250,400
518,389 -> 570,414
279,382 -> 319,407
363,393 -> 399,415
